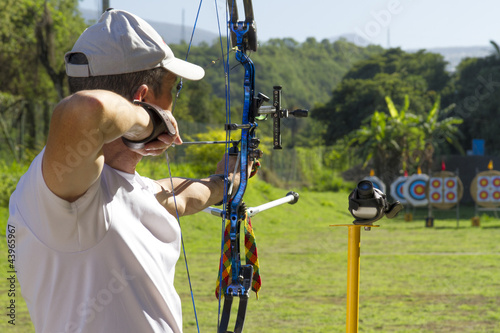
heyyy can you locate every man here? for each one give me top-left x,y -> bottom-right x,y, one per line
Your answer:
8,9 -> 243,333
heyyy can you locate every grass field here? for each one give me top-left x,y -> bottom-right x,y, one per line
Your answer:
1,179 -> 499,332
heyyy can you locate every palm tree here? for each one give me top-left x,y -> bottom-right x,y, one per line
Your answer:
349,95 -> 463,185
491,40 -> 500,59
349,95 -> 419,184
417,96 -> 463,174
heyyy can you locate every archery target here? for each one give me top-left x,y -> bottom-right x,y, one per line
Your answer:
443,177 -> 458,203
492,176 -> 500,202
476,175 -> 500,203
470,170 -> 500,208
428,171 -> 463,209
429,177 -> 443,204
477,176 -> 490,202
363,176 -> 386,194
403,174 -> 429,207
390,176 -> 407,204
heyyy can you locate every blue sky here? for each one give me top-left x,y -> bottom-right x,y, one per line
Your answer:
79,0 -> 500,50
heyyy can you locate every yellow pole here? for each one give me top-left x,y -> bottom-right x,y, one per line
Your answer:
346,225 -> 361,333
331,224 -> 378,332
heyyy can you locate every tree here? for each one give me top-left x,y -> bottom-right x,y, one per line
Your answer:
173,79 -> 226,125
0,0 -> 86,101
170,38 -> 384,112
416,96 -> 463,173
312,48 -> 450,144
349,95 -> 462,185
446,54 -> 500,154
0,0 -> 87,159
490,40 -> 500,59
349,95 -> 415,184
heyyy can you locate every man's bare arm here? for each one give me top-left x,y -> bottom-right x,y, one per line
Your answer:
154,155 -> 252,217
154,176 -> 227,217
42,90 -> 153,202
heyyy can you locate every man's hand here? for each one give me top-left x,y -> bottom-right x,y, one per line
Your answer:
216,154 -> 255,191
126,109 -> 182,156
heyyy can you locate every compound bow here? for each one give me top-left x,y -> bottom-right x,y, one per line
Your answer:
171,1 -> 308,332
211,1 -> 308,332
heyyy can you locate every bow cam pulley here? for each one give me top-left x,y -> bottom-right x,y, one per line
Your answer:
227,0 -> 258,52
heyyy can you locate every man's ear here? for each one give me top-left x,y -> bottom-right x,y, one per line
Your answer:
133,84 -> 149,101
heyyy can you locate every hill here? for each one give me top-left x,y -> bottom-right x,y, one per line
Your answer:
414,45 -> 492,72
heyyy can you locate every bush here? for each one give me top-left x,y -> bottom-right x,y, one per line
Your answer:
0,161 -> 29,207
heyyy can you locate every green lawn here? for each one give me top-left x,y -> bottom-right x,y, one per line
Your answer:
1,180 -> 499,332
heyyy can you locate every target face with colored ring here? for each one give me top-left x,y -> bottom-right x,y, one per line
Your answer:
445,191 -> 456,201
445,178 -> 457,188
431,178 -> 443,188
430,191 -> 441,202
493,190 -> 500,201
493,176 -> 500,187
390,176 -> 407,203
403,174 -> 429,207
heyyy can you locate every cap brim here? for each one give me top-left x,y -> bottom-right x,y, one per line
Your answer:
164,58 -> 205,81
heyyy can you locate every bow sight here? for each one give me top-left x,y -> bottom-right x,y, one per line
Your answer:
257,86 -> 309,149
225,86 -> 309,153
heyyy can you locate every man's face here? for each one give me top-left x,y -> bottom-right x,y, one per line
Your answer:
148,71 -> 178,111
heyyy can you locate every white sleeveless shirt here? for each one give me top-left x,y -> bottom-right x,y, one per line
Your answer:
8,150 -> 183,333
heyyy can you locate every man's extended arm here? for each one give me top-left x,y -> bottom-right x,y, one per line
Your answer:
42,90 -> 154,202
154,155 -> 252,217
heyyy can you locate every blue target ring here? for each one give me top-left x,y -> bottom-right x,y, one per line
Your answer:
390,176 -> 407,203
403,174 -> 429,207
396,182 -> 405,198
409,180 -> 427,200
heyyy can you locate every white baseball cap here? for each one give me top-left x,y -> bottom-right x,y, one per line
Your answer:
65,9 -> 204,80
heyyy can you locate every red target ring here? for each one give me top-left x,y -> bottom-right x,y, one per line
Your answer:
479,190 -> 489,200
445,192 -> 456,201
493,177 -> 500,187
493,191 -> 500,200
479,178 -> 489,187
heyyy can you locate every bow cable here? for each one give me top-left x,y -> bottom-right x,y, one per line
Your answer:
165,1 -> 207,332
216,0 -> 234,327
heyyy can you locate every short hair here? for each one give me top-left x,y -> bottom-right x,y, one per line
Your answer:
67,53 -> 168,100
